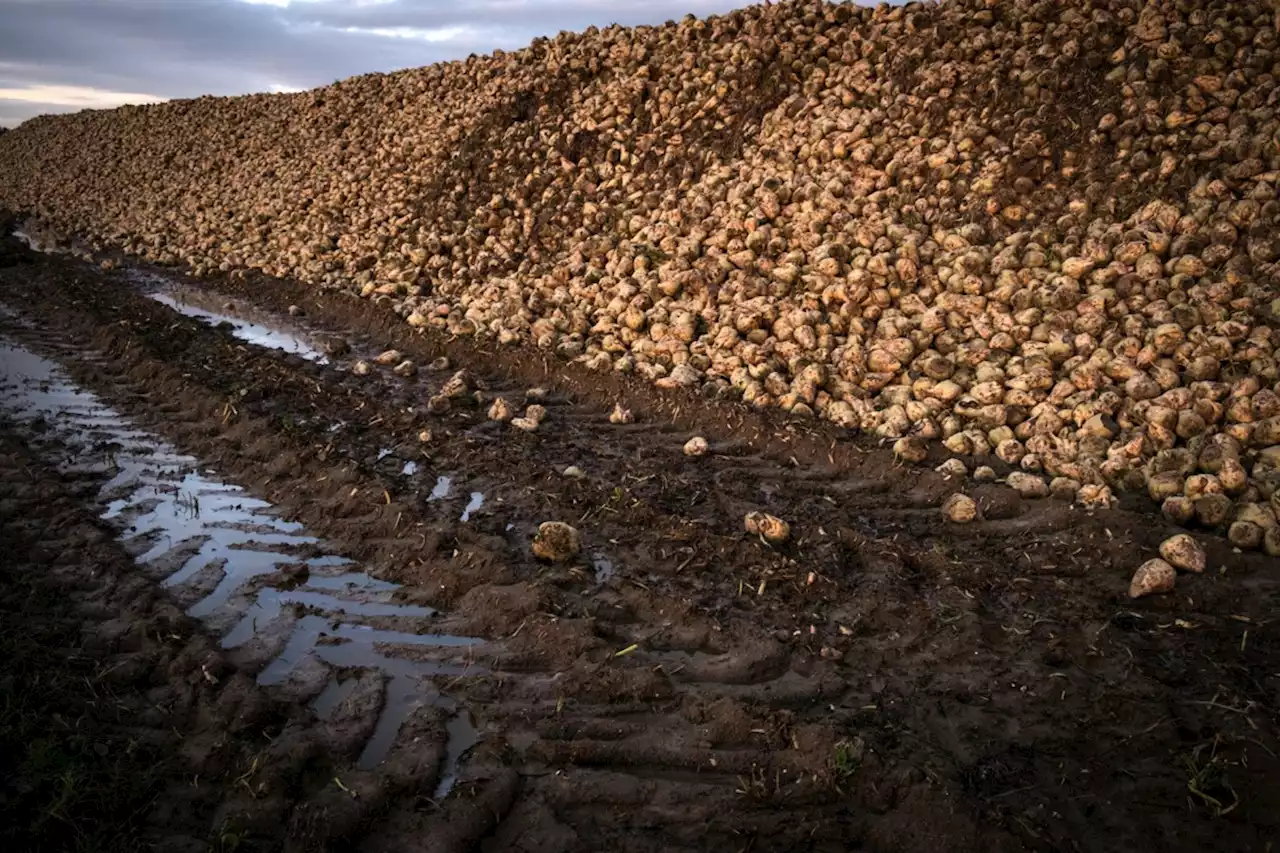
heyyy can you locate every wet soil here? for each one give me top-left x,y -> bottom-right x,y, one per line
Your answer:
1,234 -> 1278,852
0,428 -> 351,853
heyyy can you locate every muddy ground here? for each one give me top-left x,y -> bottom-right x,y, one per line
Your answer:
1,233 -> 1277,852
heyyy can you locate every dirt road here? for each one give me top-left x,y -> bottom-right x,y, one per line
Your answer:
1,234 -> 1277,852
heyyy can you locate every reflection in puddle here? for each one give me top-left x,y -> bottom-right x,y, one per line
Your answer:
402,461 -> 419,476
97,461 -> 347,618
303,572 -> 397,592
255,613 -> 484,779
592,555 -> 616,583
429,475 -> 453,501
253,615 -> 480,685
0,335 -> 482,792
130,273 -> 328,363
438,710 -> 480,799
12,230 -> 47,252
461,492 -> 484,522
313,677 -> 357,719
11,227 -> 83,255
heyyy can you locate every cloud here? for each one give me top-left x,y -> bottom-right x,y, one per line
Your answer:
0,0 -> 872,128
0,84 -> 166,109
334,25 -> 485,43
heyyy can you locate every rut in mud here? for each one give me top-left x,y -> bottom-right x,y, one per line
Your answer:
0,326 -> 483,788
2,236 -> 1279,852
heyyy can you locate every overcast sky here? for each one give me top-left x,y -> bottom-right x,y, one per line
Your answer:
0,0 -> 788,127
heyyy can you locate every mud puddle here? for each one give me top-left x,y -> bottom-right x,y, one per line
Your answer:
11,229 -> 42,251
0,334 -> 483,789
126,270 -> 329,363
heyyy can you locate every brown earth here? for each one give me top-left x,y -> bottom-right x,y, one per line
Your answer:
1,234 -> 1278,852
0,414 -> 385,853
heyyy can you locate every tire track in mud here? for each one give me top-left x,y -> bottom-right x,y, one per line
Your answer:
0,410 -> 496,851
0,317 -> 486,795
0,246 -> 897,850
3,238 -> 1280,851
0,430 -> 284,852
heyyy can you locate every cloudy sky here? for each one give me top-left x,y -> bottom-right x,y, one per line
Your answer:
0,0 -> 781,127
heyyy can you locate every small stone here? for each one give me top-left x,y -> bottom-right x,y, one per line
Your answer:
942,493 -> 980,523
525,387 -> 549,401
935,458 -> 968,478
1159,533 -> 1206,573
744,511 -> 791,545
563,465 -> 586,479
532,521 -> 582,562
374,349 -> 402,366
426,394 -> 451,414
287,304 -> 302,316
428,356 -> 451,371
417,428 -> 433,443
1006,471 -> 1049,498
1129,558 -> 1176,599
392,359 -> 417,377
511,416 -> 540,432
352,360 -> 371,376
893,436 -> 928,464
525,404 -> 548,424
973,466 -> 996,483
684,436 -> 709,456
488,397 -> 514,422
609,403 -> 634,424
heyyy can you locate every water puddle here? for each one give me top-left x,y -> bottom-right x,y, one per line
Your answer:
0,334 -> 483,792
125,271 -> 329,363
12,230 -> 46,252
592,554 -> 616,584
303,572 -> 397,592
402,461 -> 419,476
429,475 -> 453,501
437,710 -> 480,799
254,612 -> 483,784
314,677 -> 358,718
10,226 -> 83,255
461,492 -> 485,522
4,243 -> 327,367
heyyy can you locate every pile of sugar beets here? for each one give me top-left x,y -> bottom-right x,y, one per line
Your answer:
2,0 -> 1280,559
